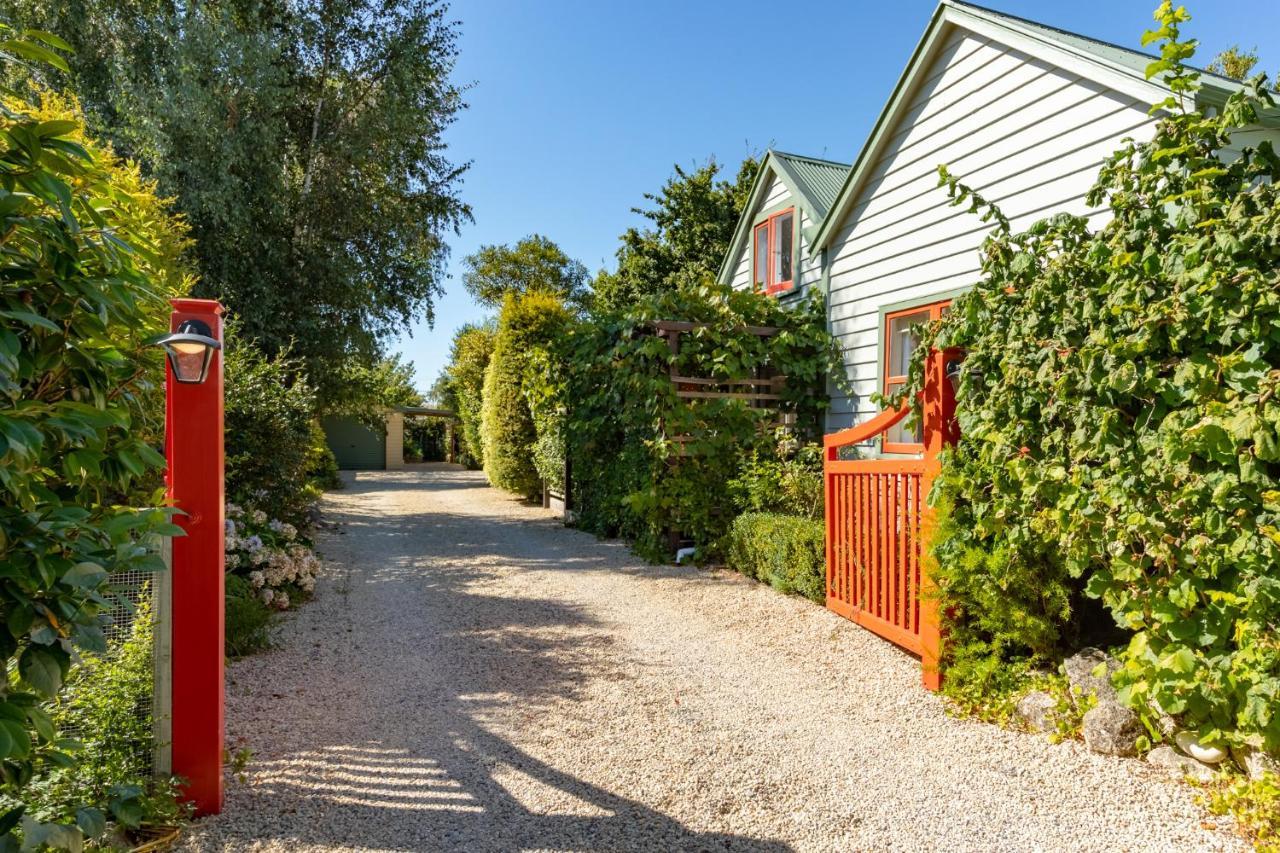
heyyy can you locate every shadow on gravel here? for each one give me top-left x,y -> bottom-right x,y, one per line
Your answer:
203,465 -> 792,852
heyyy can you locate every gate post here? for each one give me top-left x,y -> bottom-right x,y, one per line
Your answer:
918,347 -> 959,690
164,299 -> 225,815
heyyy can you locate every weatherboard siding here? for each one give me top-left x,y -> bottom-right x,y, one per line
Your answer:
824,31 -> 1159,433
1222,125 -> 1280,162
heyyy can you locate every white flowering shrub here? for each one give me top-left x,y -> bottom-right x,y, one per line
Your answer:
224,502 -> 320,610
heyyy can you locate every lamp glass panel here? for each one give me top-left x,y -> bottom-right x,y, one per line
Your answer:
170,347 -> 210,383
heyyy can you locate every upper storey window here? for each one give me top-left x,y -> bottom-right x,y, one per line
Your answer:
752,208 -> 795,295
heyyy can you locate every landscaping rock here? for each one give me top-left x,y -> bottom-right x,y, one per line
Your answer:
1082,701 -> 1143,756
1064,647 -> 1119,703
1174,730 -> 1228,765
1016,690 -> 1057,733
1148,745 -> 1217,783
1231,745 -> 1280,781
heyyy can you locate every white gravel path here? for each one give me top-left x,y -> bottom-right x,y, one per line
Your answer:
180,463 -> 1244,852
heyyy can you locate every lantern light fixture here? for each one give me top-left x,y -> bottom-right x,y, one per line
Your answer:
157,319 -> 220,384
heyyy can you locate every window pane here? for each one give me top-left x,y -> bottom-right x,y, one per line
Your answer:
773,212 -> 794,287
753,225 -> 769,290
884,381 -> 923,446
887,310 -> 929,378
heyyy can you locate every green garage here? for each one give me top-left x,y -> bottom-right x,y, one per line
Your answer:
321,415 -> 386,470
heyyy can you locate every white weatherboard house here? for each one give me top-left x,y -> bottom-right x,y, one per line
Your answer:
723,0 -> 1280,452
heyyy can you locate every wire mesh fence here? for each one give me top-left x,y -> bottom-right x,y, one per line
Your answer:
51,539 -> 172,780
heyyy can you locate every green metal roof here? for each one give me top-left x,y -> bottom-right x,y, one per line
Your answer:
771,151 -> 850,221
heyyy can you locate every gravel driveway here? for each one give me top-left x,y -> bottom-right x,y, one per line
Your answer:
180,463 -> 1243,852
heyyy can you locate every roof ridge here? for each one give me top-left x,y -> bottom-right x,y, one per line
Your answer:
943,0 -> 1239,86
771,149 -> 851,169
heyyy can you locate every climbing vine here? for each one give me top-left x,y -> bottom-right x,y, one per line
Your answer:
894,3 -> 1280,754
561,282 -> 843,559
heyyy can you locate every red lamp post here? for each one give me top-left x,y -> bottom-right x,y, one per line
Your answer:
161,298 -> 225,815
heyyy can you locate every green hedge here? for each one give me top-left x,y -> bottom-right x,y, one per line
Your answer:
725,513 -> 826,604
480,292 -> 571,498
441,323 -> 495,469
0,70 -> 191,845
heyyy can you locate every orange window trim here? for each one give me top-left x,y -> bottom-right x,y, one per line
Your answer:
882,298 -> 950,454
752,221 -> 769,293
751,207 -> 795,296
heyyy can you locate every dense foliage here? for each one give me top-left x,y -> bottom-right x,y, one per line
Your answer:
1203,771 -> 1280,852
306,420 -> 343,492
437,323 -> 495,469
322,354 -> 422,429
726,431 -> 824,520
22,598 -> 185,835
480,292 -> 572,498
0,39 -> 187,847
898,5 -> 1280,754
591,159 -> 757,312
223,338 -> 318,529
1207,45 -> 1279,91
563,283 -> 843,559
405,418 -> 448,463
725,513 -> 825,603
4,0 -> 471,408
224,575 -> 276,659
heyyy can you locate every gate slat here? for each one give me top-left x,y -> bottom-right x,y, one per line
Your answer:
840,475 -> 850,605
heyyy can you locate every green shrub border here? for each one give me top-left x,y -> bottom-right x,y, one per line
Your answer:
725,512 -> 826,604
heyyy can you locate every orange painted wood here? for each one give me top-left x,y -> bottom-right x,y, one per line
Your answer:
823,403 -> 911,454
826,459 -> 922,474
826,597 -> 925,656
823,348 -> 957,691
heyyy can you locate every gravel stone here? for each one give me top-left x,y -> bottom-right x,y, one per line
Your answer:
179,464 -> 1245,852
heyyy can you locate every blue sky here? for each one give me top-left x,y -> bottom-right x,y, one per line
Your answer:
392,0 -> 1280,395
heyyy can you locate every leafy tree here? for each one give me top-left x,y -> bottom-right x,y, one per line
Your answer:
323,353 -> 422,427
480,292 -> 572,498
1206,45 -> 1276,91
0,36 -> 187,846
591,158 -> 758,312
3,0 -> 471,408
1207,45 -> 1260,80
437,322 -> 495,468
897,3 -> 1280,753
462,235 -> 588,308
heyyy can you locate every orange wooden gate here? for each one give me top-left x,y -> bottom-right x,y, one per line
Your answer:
823,349 -> 958,690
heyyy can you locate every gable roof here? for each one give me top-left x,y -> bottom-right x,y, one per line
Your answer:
715,149 -> 850,285
812,0 -> 1280,252
772,151 -> 849,219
